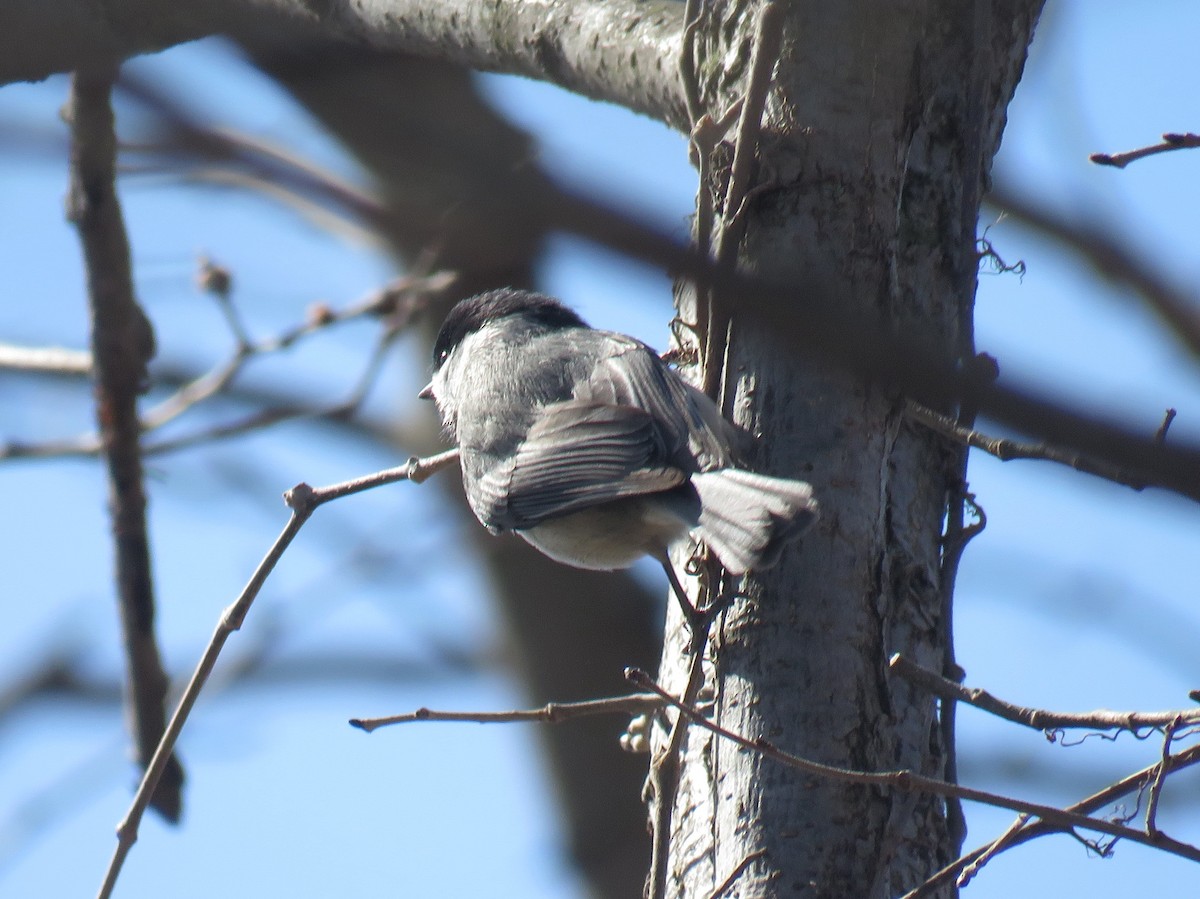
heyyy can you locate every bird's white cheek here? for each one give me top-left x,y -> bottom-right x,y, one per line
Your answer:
430,370 -> 459,435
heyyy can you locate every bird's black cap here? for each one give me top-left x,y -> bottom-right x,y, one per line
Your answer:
430,289 -> 588,368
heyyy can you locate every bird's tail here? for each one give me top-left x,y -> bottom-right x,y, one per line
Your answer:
691,469 -> 818,575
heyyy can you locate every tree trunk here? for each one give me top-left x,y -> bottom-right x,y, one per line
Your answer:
655,3 -> 1043,896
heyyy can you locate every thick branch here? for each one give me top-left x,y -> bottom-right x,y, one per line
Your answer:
67,66 -> 184,823
903,741 -> 1200,898
1,0 -> 688,128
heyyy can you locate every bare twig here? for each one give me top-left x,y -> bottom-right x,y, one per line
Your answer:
142,270 -> 453,433
1145,716 -> 1183,838
709,848 -> 767,899
900,741 -> 1200,898
1090,132 -> 1200,169
1154,407 -> 1177,445
934,446 -> 985,848
713,2 -> 783,271
890,654 -> 1200,733
679,0 -> 704,129
646,568 -> 730,899
626,668 -> 1200,863
689,99 -> 744,264
647,637 -> 708,899
0,271 -> 454,462
905,399 -> 1172,492
0,342 -> 92,374
349,693 -> 663,732
956,813 -> 1030,888
94,448 -> 459,899
704,1 -> 784,400
67,65 -> 184,823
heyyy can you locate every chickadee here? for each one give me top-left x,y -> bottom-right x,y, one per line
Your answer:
420,289 -> 817,587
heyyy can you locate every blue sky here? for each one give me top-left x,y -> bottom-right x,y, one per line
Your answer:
2,3 -> 1199,896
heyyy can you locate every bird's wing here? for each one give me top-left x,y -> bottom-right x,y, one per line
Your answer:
474,400 -> 687,531
580,336 -> 736,470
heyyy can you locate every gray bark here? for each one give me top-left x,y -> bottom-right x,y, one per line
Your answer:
1,0 -> 687,126
655,2 -> 1043,896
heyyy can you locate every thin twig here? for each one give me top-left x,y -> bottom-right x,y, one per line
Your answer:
1145,715 -> 1183,838
94,448 -> 459,899
713,2 -> 782,270
890,654 -> 1200,733
679,0 -> 704,128
648,634 -> 710,899
349,693 -> 663,732
626,668 -> 1200,863
67,64 -> 184,822
647,566 -> 728,899
1,272 -> 454,462
709,848 -> 767,899
0,342 -> 92,374
900,741 -> 1200,898
934,384 -> 986,851
118,71 -> 389,231
956,814 -> 1029,888
688,100 -> 743,265
703,1 -> 784,400
1154,408 -> 1177,445
905,399 -> 1170,492
141,270 -> 453,433
1090,132 -> 1200,169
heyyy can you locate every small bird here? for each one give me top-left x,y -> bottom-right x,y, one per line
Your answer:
420,289 -> 817,598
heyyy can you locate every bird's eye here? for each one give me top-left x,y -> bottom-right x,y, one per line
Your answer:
436,349 -> 448,366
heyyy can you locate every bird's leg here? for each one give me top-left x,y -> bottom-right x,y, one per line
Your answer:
659,555 -> 705,638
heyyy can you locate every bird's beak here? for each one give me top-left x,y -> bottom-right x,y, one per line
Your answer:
418,382 -> 434,400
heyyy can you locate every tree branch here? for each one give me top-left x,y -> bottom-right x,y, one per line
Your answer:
901,741 -> 1200,898
627,668 -> 1200,865
1,0 -> 689,128
95,448 -> 459,899
67,65 -> 184,823
0,342 -> 92,374
905,399 -> 1177,492
890,654 -> 1200,734
348,693 -> 663,732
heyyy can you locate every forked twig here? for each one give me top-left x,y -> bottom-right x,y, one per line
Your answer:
703,1 -> 784,400
646,566 -> 728,899
1145,716 -> 1184,838
906,400 -> 1179,492
626,668 -> 1200,862
900,741 -> 1200,898
709,848 -> 767,898
95,449 -> 459,899
890,654 -> 1200,733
